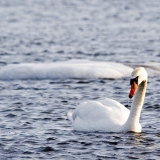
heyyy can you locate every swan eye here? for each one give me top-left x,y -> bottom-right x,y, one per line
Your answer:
135,76 -> 138,84
130,76 -> 138,85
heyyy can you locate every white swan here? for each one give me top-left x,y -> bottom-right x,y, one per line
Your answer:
67,67 -> 147,132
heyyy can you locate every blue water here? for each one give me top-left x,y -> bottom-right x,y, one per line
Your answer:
0,0 -> 160,159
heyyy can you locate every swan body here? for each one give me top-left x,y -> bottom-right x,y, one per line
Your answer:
68,98 -> 129,132
68,67 -> 147,132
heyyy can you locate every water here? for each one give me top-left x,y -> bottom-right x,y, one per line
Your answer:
0,0 -> 160,159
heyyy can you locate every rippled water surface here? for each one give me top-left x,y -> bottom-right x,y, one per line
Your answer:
0,0 -> 160,159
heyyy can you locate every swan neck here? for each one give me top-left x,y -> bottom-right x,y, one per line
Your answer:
127,80 -> 147,125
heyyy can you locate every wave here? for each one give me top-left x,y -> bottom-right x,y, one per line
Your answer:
0,60 -> 133,80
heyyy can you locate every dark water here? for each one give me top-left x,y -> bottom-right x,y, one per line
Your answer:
0,0 -> 160,159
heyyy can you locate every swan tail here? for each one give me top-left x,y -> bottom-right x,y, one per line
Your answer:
67,111 -> 73,123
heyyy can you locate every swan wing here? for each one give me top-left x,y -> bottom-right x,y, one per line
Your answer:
100,98 -> 129,121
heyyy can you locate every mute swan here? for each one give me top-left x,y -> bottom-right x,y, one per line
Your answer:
67,67 -> 147,132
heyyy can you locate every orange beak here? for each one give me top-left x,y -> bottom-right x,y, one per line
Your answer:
129,82 -> 138,98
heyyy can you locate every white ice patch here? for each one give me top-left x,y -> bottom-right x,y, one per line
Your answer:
127,62 -> 160,77
0,60 -> 133,80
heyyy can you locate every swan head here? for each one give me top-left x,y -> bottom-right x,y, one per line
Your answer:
129,67 -> 147,98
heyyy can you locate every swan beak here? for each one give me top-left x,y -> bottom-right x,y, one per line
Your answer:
129,82 -> 138,98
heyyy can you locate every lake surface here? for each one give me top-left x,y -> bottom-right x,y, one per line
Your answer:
0,0 -> 160,159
